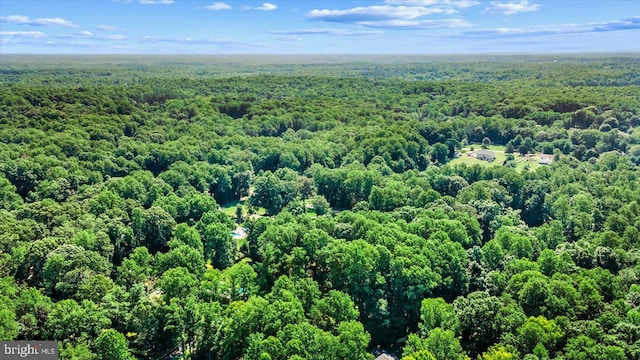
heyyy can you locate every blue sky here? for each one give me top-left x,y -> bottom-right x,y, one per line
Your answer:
1,0 -> 639,54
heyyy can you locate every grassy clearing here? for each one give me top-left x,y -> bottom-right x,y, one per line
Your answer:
451,145 -> 507,167
450,153 -> 506,167
220,200 -> 241,217
482,144 -> 507,152
220,199 -> 266,220
512,156 -> 542,172
451,144 -> 544,172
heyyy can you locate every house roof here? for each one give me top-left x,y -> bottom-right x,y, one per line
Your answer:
476,149 -> 496,157
375,354 -> 396,360
539,154 -> 554,164
477,149 -> 495,154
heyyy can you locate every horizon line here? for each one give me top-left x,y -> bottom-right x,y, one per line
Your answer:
2,51 -> 640,57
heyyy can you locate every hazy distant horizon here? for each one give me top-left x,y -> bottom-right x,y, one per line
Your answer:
2,52 -> 639,62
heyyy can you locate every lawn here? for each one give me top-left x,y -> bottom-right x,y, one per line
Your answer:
220,198 -> 266,220
220,199 -> 242,217
450,145 -> 508,167
449,144 -> 544,172
512,155 -> 542,172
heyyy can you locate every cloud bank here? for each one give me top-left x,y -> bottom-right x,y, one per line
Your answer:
455,16 -> 640,38
0,15 -> 77,28
306,5 -> 471,29
383,0 -> 480,9
0,31 -> 47,39
257,3 -> 277,11
270,29 -> 384,36
482,1 -> 539,15
205,2 -> 232,10
113,0 -> 174,4
139,0 -> 175,4
243,3 -> 277,11
96,25 -> 119,31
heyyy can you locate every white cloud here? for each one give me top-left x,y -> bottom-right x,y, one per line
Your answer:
140,0 -> 174,4
0,31 -> 47,38
257,3 -> 277,11
308,6 -> 444,22
205,2 -> 232,10
381,0 -> 480,15
277,36 -> 303,41
138,36 -> 240,45
105,34 -> 128,40
482,1 -> 539,15
138,36 -> 229,44
113,0 -> 173,3
306,5 -> 471,29
384,0 -> 479,8
135,35 -> 265,49
244,3 -> 277,11
366,18 -> 471,29
96,25 -> 119,31
53,32 -> 129,41
0,15 -> 77,28
270,29 -> 384,36
448,16 -> 640,38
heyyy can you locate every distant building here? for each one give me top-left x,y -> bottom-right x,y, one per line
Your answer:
538,154 -> 554,165
374,354 -> 396,360
476,149 -> 496,161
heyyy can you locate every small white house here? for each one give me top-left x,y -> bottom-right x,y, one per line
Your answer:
538,154 -> 554,165
476,149 -> 496,162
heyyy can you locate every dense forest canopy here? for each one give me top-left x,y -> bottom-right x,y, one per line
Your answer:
0,55 -> 639,360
